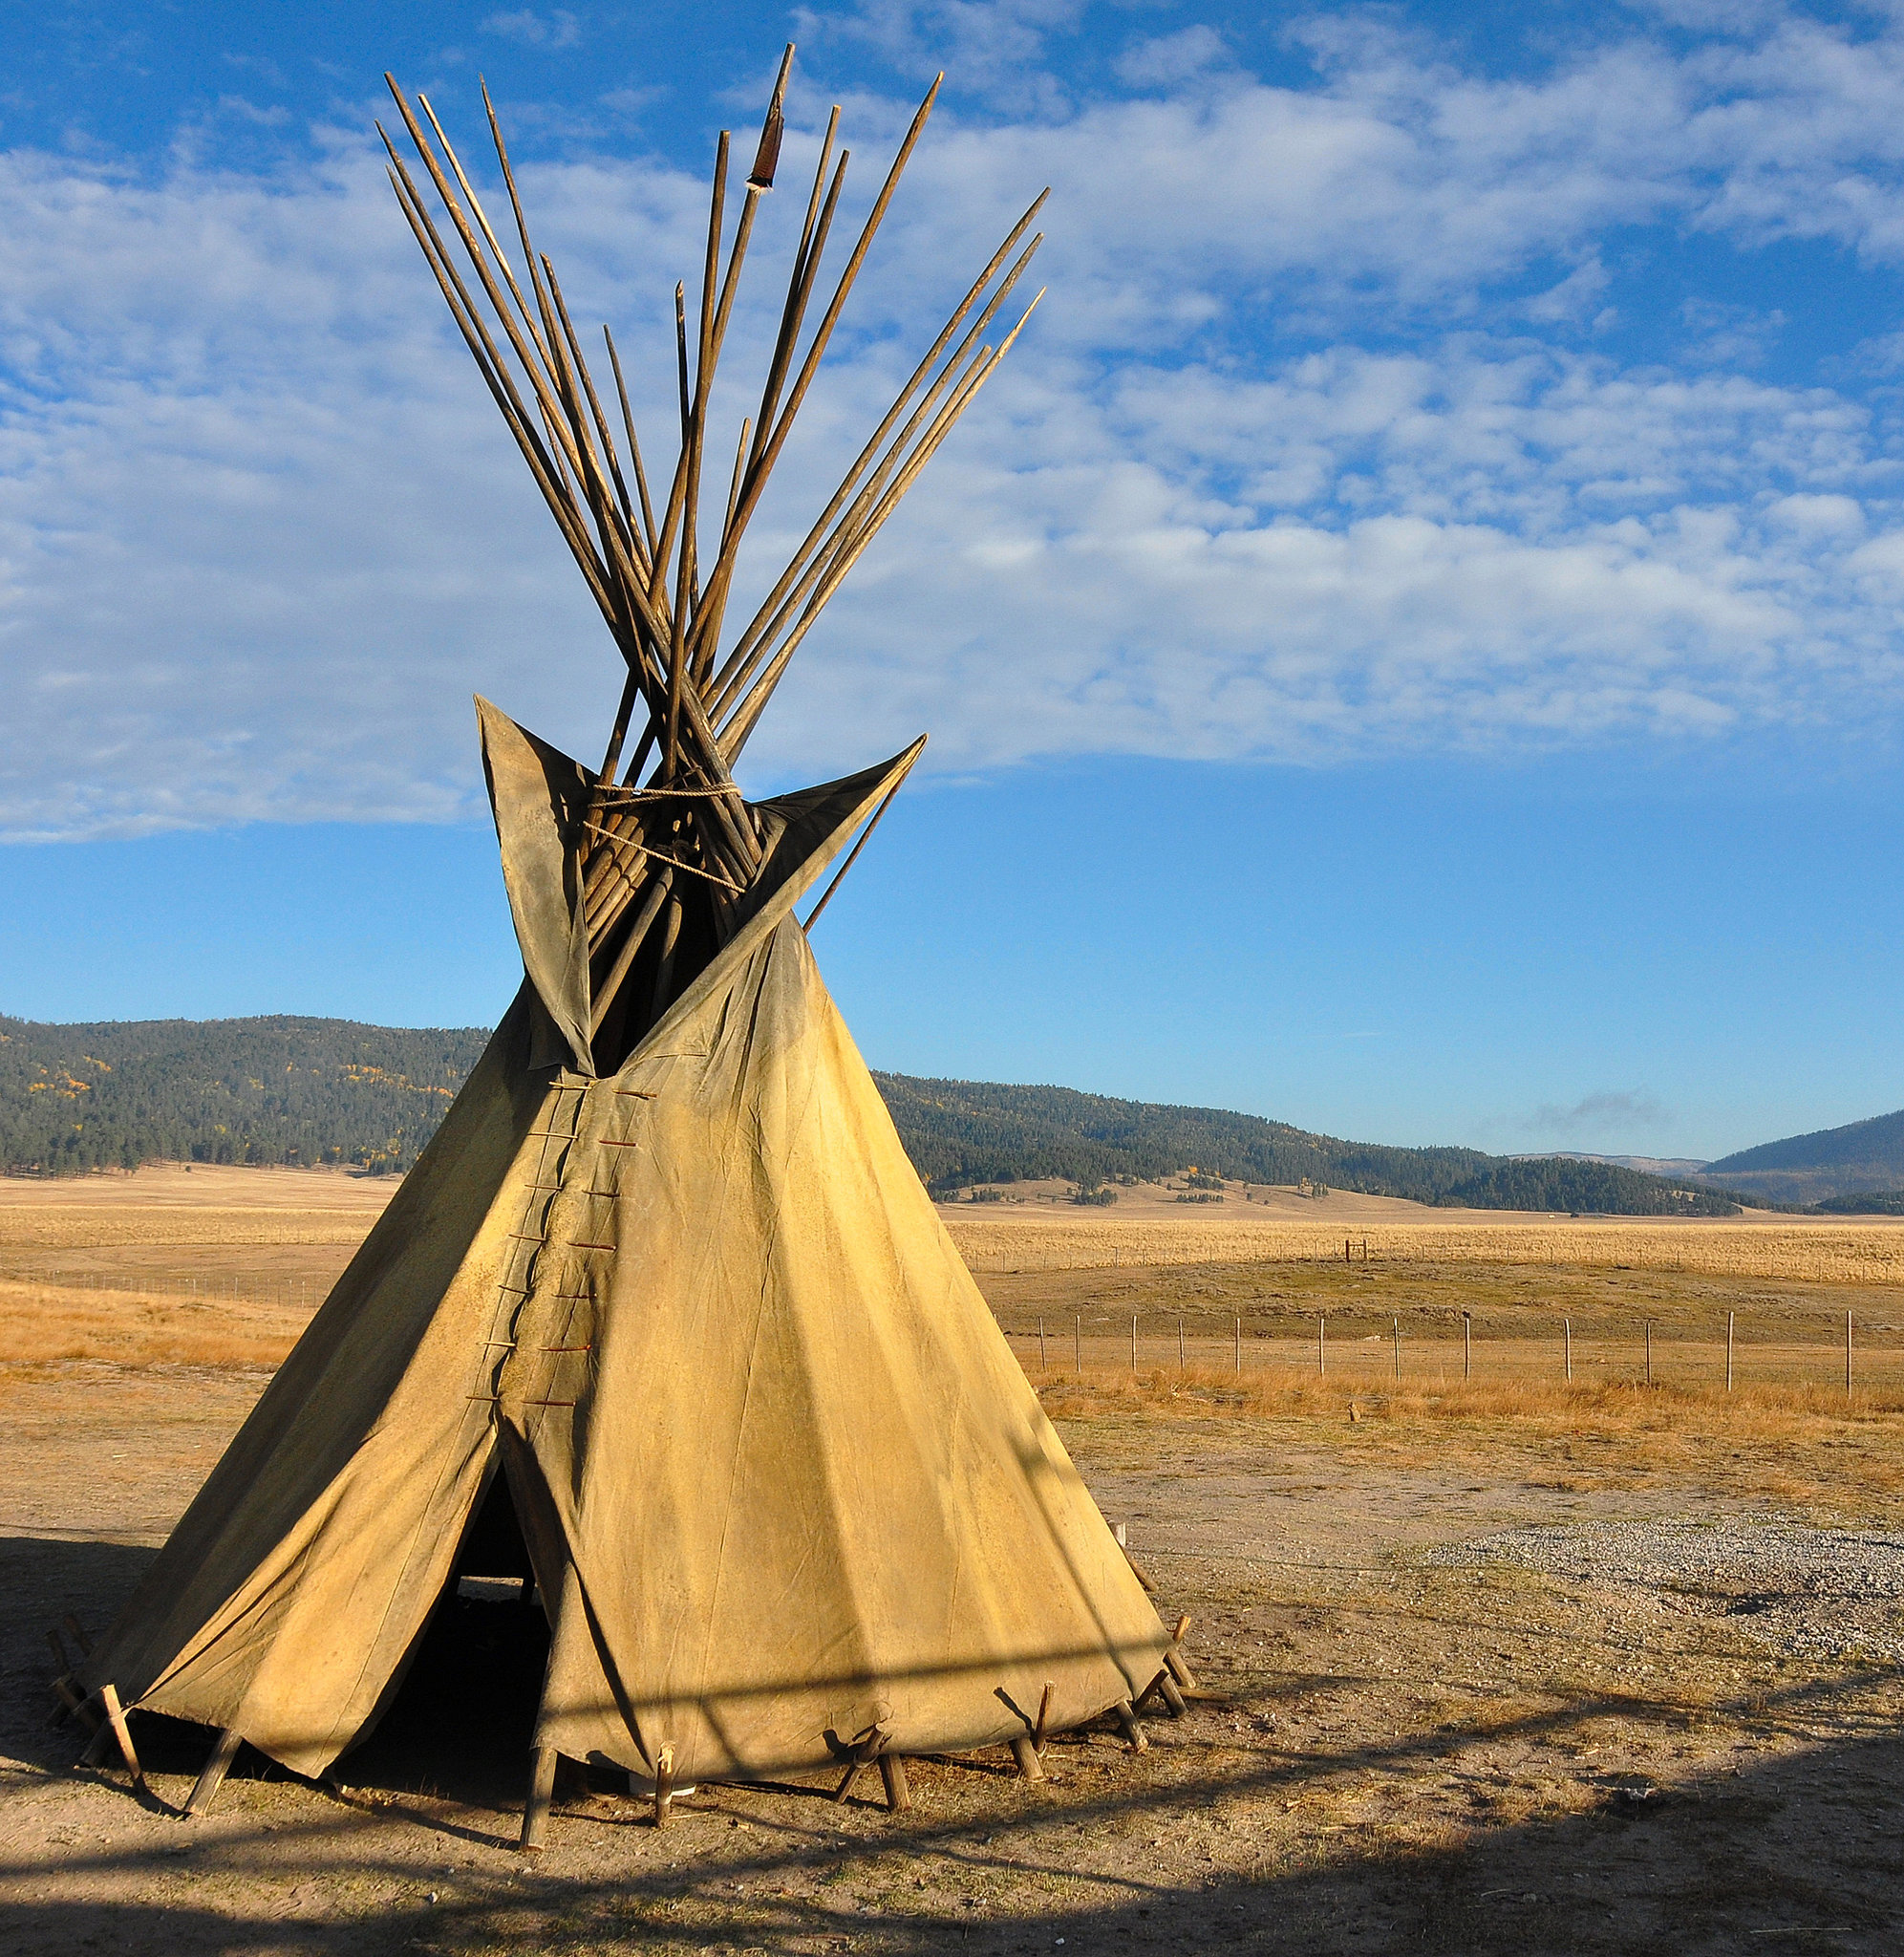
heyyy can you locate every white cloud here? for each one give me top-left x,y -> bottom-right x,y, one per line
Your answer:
9,6 -> 1904,837
481,10 -> 583,52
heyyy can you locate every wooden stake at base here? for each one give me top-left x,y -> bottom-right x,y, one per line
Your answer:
92,1684 -> 145,1789
1010,1734 -> 1046,1782
1113,1699 -> 1147,1753
185,1728 -> 243,1818
878,1752 -> 911,1812
1165,1615 -> 1199,1691
520,1745 -> 558,1852
49,1674 -> 97,1731
1032,1681 -> 1054,1755
653,1744 -> 676,1827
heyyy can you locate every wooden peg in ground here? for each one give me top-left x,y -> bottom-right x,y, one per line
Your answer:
1114,1699 -> 1148,1753
48,1673 -> 98,1732
1165,1615 -> 1199,1692
832,1728 -> 886,1804
184,1729 -> 244,1818
78,1684 -> 145,1792
654,1744 -> 676,1827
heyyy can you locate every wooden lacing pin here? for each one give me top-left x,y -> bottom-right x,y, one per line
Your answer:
184,1728 -> 244,1817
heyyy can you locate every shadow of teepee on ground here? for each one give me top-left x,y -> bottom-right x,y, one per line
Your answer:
3,1717 -> 1899,1956
8,1534 -> 1902,1957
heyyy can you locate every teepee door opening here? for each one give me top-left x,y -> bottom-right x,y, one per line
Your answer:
340,1462 -> 550,1803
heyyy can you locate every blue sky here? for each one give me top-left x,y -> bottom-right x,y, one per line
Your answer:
4,0 -> 1903,1159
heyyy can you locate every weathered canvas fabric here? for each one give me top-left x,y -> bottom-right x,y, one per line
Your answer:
86,743 -> 1166,1783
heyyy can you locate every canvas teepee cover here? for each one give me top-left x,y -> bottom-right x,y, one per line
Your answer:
78,50 -> 1170,1817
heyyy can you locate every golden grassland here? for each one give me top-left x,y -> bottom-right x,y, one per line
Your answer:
0,1209 -> 383,1250
0,1277 -> 305,1369
944,1209 -> 1904,1284
1034,1363 -> 1904,1507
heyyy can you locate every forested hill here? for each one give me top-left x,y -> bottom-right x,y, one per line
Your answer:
0,1015 -> 488,1175
1,1012 -> 1742,1214
872,1075 -> 1743,1215
1703,1107 -> 1904,1203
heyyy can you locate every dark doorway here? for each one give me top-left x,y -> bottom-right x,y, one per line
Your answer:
340,1470 -> 548,1803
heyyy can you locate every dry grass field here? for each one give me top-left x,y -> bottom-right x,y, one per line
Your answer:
3,1165 -> 1902,1954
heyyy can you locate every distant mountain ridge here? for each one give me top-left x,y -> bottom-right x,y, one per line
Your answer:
873,1075 -> 1742,1215
1702,1107 -> 1904,1205
1515,1151 -> 1712,1175
3,1010 -> 1745,1215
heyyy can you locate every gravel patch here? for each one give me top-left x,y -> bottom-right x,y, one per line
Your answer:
1432,1521 -> 1904,1664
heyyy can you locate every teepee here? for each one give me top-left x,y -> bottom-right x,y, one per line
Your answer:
67,49 -> 1177,1841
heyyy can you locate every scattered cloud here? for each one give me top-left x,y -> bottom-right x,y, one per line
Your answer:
1524,1090 -> 1668,1138
10,7 -> 1904,835
481,10 -> 582,52
1114,27 -> 1232,91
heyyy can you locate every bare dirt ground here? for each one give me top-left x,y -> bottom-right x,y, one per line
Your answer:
2,1171 -> 1902,1954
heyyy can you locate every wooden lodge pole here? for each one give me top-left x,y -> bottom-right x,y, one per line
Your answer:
1726,1311 -> 1734,1393
1463,1313 -> 1471,1381
520,1746 -> 558,1851
1318,1316 -> 1326,1377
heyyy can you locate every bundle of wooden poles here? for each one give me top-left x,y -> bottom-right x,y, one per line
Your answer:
381,47 -> 1043,1068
